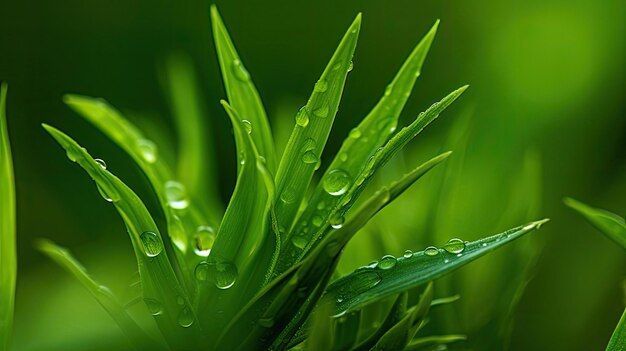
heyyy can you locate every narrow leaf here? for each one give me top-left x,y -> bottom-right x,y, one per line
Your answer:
607,308 -> 626,351
325,219 -> 549,315
564,197 -> 626,249
211,5 -> 276,171
36,239 -> 162,350
274,14 -> 362,234
0,83 -> 16,351
405,335 -> 467,350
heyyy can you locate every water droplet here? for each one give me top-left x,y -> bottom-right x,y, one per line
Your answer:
242,120 -> 252,134
176,296 -> 185,306
323,169 -> 351,196
94,158 -> 107,170
137,139 -> 157,163
313,105 -> 329,118
96,184 -> 115,203
339,153 -> 349,162
140,231 -> 163,257
291,235 -> 307,249
169,215 -> 187,252
195,262 -> 209,281
481,243 -> 487,247
312,216 -> 323,227
280,186 -> 297,204
403,250 -> 413,258
314,79 -> 328,93
295,106 -> 309,127
424,246 -> 439,256
165,181 -> 189,210
316,201 -> 326,210
347,61 -> 354,72
443,238 -> 465,254
144,298 -> 163,316
232,59 -> 250,81
66,149 -> 79,162
178,306 -> 194,328
349,128 -> 362,139
329,215 -> 345,229
377,255 -> 396,269
302,151 -> 318,164
384,84 -> 393,96
258,317 -> 274,328
205,259 -> 238,289
193,226 -> 216,257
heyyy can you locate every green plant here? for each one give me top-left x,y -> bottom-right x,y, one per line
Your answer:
565,198 -> 625,351
33,6 -> 549,350
0,83 -> 17,351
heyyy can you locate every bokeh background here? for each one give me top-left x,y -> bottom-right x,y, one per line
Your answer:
1,0 -> 625,350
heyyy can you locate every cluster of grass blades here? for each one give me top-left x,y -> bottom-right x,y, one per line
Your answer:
0,83 -> 17,351
21,6 -> 553,351
565,198 -> 625,351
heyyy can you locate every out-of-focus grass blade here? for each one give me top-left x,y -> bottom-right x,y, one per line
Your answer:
371,282 -> 433,351
0,83 -> 16,351
35,239 -> 163,350
274,14 -> 361,234
197,102 -> 276,334
277,86 -> 467,274
607,308 -> 625,351
162,53 -> 223,217
304,300 -> 334,350
405,335 -> 467,350
325,219 -> 549,315
43,125 -> 205,349
331,309 -> 361,351
287,20 -> 439,267
353,292 -> 408,351
564,197 -> 626,249
211,5 -> 276,172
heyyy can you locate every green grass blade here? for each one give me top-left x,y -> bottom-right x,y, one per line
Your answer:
35,239 -> 163,350
288,20 -> 439,260
43,125 -> 205,349
163,53 -> 223,217
277,86 -> 467,274
325,219 -> 549,315
0,83 -> 16,351
211,5 -> 277,172
274,14 -> 362,234
331,309 -> 361,351
607,308 -> 626,351
405,335 -> 467,350
304,300 -> 334,350
372,282 -> 433,351
564,197 -> 626,249
353,292 -> 408,351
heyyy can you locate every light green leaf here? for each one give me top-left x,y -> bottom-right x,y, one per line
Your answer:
0,83 -> 16,351
405,334 -> 467,350
353,292 -> 409,351
325,219 -> 549,315
35,239 -> 163,350
564,197 -> 626,249
274,14 -> 362,234
607,308 -> 626,351
211,5 -> 276,172
43,124 -> 206,349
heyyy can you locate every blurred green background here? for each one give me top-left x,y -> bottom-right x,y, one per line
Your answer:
1,0 -> 625,350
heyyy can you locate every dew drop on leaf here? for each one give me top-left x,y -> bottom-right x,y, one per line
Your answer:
258,317 -> 275,328
165,181 -> 189,210
301,151 -> 318,164
377,255 -> 397,269
206,260 -> 238,289
280,186 -> 297,204
323,169 -> 351,196
329,215 -> 345,229
424,246 -> 439,256
178,306 -> 194,328
403,250 -> 413,258
232,59 -> 250,81
295,106 -> 310,127
443,238 -> 466,254
94,158 -> 107,170
193,226 -> 215,257
349,128 -> 362,139
195,262 -> 209,281
347,61 -> 354,72
291,235 -> 307,249
314,79 -> 328,93
143,298 -> 163,316
169,215 -> 187,252
140,231 -> 163,257
313,105 -> 329,118
136,138 -> 157,163
242,120 -> 252,134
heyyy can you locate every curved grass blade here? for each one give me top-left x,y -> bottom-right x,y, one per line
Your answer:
304,299 -> 334,350
277,86 -> 467,274
286,20 -> 439,266
564,197 -> 626,249
162,53 -> 223,217
43,125 -> 206,349
0,83 -> 16,351
196,102 -> 276,334
607,308 -> 625,351
274,14 -> 361,234
325,219 -> 549,315
211,5 -> 276,172
353,292 -> 409,351
331,309 -> 361,351
371,282 -> 433,351
36,239 -> 163,350
405,335 -> 467,350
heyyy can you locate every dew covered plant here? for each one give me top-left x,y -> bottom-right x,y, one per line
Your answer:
19,6 -> 551,351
